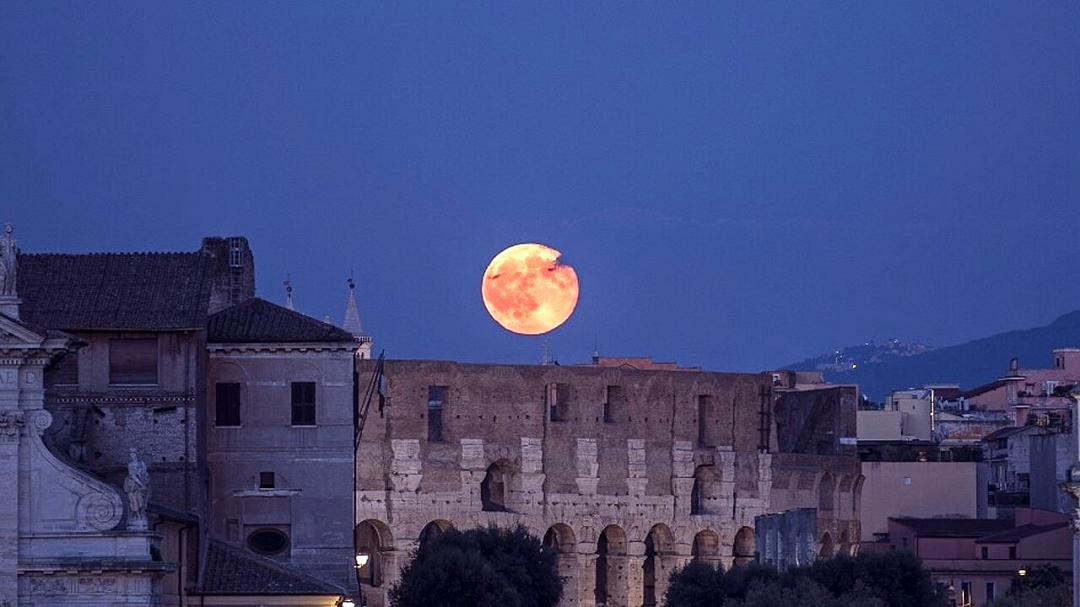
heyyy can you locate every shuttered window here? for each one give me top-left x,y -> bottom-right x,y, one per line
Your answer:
291,382 -> 317,426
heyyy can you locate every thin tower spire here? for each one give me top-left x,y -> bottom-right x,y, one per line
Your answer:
283,275 -> 294,311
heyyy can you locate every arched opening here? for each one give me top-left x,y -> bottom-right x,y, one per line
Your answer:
643,524 -> 676,607
819,532 -> 833,559
544,524 -> 579,606
595,525 -> 627,607
481,460 -> 513,512
838,530 -> 851,557
818,472 -> 835,513
417,520 -> 451,549
733,526 -> 755,566
692,529 -> 720,564
691,465 -> 721,515
852,475 -> 865,514
355,519 -> 393,588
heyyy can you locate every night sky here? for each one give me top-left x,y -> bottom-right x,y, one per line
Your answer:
3,4 -> 1079,371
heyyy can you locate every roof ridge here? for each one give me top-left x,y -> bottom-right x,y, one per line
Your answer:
20,250 -> 206,257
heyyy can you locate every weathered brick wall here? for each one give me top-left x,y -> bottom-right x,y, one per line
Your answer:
43,331 -> 202,513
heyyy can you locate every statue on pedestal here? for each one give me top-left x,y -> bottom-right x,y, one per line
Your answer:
0,224 -> 17,298
124,448 -> 150,529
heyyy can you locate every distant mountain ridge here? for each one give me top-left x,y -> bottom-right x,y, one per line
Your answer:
785,311 -> 1080,400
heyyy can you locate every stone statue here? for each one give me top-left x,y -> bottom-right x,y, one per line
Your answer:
0,224 -> 17,297
123,448 -> 150,529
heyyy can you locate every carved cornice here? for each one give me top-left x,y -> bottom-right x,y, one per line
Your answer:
51,391 -> 195,407
208,342 -> 358,356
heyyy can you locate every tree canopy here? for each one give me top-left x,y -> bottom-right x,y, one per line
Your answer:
389,524 -> 562,607
665,551 -> 948,607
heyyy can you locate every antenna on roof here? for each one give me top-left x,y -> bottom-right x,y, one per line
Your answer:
283,275 -> 294,311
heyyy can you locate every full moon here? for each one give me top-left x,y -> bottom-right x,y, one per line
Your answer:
481,243 -> 579,335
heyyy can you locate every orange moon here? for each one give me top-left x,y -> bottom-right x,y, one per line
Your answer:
481,243 -> 579,335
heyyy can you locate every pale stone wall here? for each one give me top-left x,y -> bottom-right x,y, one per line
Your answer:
859,461 -> 979,542
206,343 -> 357,592
354,361 -> 860,607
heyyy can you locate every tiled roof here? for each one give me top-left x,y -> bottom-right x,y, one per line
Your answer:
18,252 -> 215,331
891,518 -> 1012,538
208,298 -> 356,343
976,522 -> 1069,544
981,426 -> 1035,442
199,540 -> 346,596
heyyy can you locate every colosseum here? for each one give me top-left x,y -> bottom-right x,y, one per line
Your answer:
354,358 -> 861,607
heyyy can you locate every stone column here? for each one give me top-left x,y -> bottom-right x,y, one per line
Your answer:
625,541 -> 645,607
627,439 -> 647,497
577,551 -> 598,607
0,404 -> 22,606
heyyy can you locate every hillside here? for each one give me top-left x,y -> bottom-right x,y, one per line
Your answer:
786,311 -> 1080,400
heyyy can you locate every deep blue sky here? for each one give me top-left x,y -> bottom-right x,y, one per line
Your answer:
3,4 -> 1079,371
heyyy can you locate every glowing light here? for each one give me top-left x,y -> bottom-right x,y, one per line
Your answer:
481,243 -> 579,335
355,553 -> 370,568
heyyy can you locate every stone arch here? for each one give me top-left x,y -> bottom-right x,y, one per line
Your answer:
481,459 -> 514,512
643,524 -> 677,607
692,529 -> 721,565
733,526 -> 755,566
355,519 -> 393,588
417,519 -> 452,548
595,525 -> 627,607
852,474 -> 865,514
690,465 -> 721,515
544,524 -> 579,607
819,532 -> 834,559
818,472 -> 835,513
838,530 -> 851,557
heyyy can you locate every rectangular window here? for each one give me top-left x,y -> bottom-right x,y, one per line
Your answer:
697,395 -> 714,447
980,546 -> 988,560
428,385 -> 447,442
259,472 -> 275,489
548,383 -> 569,421
215,383 -> 241,427
290,382 -> 317,426
109,338 -> 158,385
604,385 -> 624,423
1008,546 -> 1016,560
985,582 -> 995,603
959,581 -> 972,607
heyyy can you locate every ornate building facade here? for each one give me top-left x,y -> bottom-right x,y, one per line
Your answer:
353,360 -> 861,607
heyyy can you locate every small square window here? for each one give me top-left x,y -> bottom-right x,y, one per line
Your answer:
259,472 -> 275,489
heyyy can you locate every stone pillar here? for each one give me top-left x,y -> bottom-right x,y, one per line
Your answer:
575,438 -> 600,496
627,439 -> 647,497
556,552 -> 580,607
671,441 -> 694,516
0,405 -> 22,606
624,550 -> 644,607
577,552 -> 598,607
519,437 -> 546,514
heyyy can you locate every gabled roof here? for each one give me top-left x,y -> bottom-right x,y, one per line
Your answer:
891,517 -> 1012,538
208,298 -> 356,344
18,252 -> 215,331
198,540 -> 346,596
976,522 -> 1070,544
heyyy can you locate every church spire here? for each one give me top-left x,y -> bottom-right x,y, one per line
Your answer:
343,275 -> 363,335
283,275 -> 294,311
342,274 -> 372,359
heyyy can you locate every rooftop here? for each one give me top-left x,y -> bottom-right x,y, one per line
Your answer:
18,251 -> 214,331
208,297 -> 357,343
198,540 -> 346,596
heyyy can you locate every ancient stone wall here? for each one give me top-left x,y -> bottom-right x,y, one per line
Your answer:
354,360 -> 861,607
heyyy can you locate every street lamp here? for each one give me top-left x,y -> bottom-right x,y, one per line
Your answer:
355,552 -> 370,569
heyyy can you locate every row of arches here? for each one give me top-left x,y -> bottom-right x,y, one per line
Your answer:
356,519 -> 757,605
